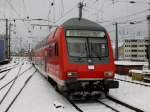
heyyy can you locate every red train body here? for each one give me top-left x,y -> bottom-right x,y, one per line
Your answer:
32,18 -> 119,95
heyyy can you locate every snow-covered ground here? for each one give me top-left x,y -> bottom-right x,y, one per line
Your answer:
0,58 -> 150,112
0,58 -> 77,112
115,74 -> 150,86
110,74 -> 150,112
115,61 -> 148,66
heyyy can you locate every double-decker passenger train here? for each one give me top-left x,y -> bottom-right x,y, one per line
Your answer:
32,18 -> 119,97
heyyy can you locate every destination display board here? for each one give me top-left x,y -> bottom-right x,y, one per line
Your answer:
66,30 -> 105,37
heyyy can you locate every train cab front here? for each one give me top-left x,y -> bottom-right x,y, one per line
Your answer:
60,18 -> 119,98
62,29 -> 119,95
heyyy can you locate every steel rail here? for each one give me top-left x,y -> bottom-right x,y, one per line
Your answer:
0,68 -> 13,73
4,70 -> 37,112
96,99 -> 119,112
0,65 -> 19,80
0,70 -> 10,80
61,93 -> 84,112
0,64 -> 23,105
115,78 -> 150,87
0,63 -> 19,71
106,95 -> 144,112
0,66 -> 33,91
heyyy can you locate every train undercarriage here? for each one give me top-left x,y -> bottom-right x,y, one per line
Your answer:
48,76 -> 119,100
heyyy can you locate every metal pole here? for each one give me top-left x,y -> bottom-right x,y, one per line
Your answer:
8,23 -> 12,59
53,0 -> 55,24
115,22 -> 119,60
147,3 -> 150,69
147,15 -> 150,69
20,37 -> 22,57
78,2 -> 84,20
28,43 -> 30,53
5,19 -> 8,59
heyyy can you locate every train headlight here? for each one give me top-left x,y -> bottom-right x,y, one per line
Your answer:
104,71 -> 113,77
67,72 -> 78,77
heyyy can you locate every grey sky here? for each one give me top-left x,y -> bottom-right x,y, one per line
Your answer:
0,0 -> 149,51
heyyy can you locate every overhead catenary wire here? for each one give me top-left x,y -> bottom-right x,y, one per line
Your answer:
102,16 -> 147,28
105,19 -> 148,38
5,0 -> 31,33
115,19 -> 148,29
105,18 -> 147,32
80,0 -> 149,25
96,0 -> 105,21
83,0 -> 130,22
117,21 -> 148,33
6,0 -> 22,19
2,0 -> 149,43
97,8 -> 149,24
52,0 -> 55,24
55,4 -> 77,24
114,9 -> 149,20
47,3 -> 52,25
22,0 -> 29,17
60,0 -> 64,17
85,0 -> 118,21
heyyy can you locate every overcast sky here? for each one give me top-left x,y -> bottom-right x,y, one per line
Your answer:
0,0 -> 150,51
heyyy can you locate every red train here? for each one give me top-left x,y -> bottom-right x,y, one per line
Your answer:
32,18 -> 119,97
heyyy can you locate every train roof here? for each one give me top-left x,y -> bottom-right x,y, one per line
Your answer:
62,18 -> 106,31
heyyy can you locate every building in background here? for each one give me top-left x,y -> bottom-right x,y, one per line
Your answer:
118,45 -> 124,60
123,38 -> 149,61
112,42 -> 124,60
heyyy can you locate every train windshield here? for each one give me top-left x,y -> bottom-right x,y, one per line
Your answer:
66,38 -> 88,57
66,30 -> 109,64
89,38 -> 108,58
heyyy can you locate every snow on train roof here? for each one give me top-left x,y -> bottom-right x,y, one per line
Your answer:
62,18 -> 106,31
115,61 -> 148,66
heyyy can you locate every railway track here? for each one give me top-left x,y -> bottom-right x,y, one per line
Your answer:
52,80 -> 144,112
0,64 -> 19,81
96,100 -> 120,112
115,78 -> 150,87
0,63 -> 19,73
62,94 -> 144,112
0,65 -> 33,91
34,64 -> 144,112
0,64 -> 23,105
0,70 -> 11,81
0,68 -> 13,73
0,63 -> 37,112
102,95 -> 144,112
3,70 -> 37,112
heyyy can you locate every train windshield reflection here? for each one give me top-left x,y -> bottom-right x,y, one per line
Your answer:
66,38 -> 88,57
66,37 -> 108,58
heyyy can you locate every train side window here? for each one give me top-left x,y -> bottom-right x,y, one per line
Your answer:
55,43 -> 59,56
